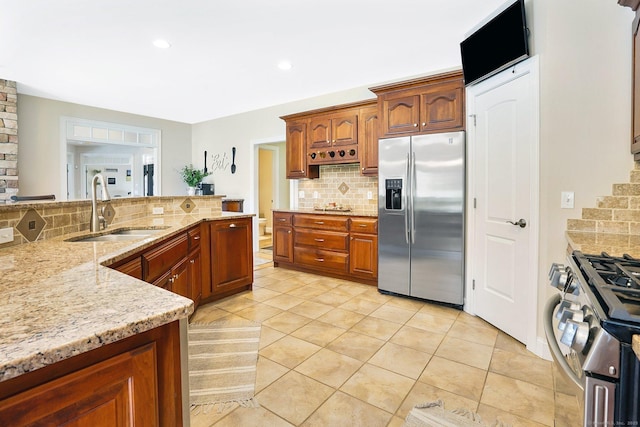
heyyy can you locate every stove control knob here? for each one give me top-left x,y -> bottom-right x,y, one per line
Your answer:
561,320 -> 590,353
549,264 -> 570,290
557,308 -> 584,331
555,300 -> 581,320
548,263 -> 564,279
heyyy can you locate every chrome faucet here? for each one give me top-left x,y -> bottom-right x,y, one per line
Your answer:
90,173 -> 111,232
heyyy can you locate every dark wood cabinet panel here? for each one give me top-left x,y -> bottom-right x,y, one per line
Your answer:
142,233 -> 188,283
171,256 -> 189,298
273,212 -> 293,264
294,229 -> 349,251
188,249 -> 202,307
381,94 -> 420,135
309,116 -> 332,149
331,112 -> 358,146
295,247 -> 349,273
293,214 -> 349,231
111,256 -> 142,280
420,83 -> 464,132
350,232 -> 378,280
359,105 -> 379,176
210,218 -> 253,296
286,120 -> 318,179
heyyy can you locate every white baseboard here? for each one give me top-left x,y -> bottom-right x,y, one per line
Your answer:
529,336 -> 552,361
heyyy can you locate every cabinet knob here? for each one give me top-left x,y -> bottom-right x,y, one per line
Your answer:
413,123 -> 418,127
422,122 -> 426,126
315,258 -> 325,262
193,236 -> 200,240
315,221 -> 324,225
288,230 -> 291,234
169,277 -> 175,283
314,238 -> 325,242
190,259 -> 195,264
229,223 -> 236,228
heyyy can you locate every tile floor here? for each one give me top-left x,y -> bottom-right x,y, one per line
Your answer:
190,263 -> 582,427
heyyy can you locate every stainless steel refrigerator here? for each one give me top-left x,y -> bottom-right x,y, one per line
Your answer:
378,131 -> 465,306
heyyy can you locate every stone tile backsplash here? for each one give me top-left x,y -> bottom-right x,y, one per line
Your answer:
567,161 -> 640,235
0,80 -> 18,203
297,164 -> 378,214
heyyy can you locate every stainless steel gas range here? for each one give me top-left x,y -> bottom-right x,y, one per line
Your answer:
546,251 -> 640,426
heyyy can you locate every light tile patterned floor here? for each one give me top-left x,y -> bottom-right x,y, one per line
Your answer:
190,264 -> 582,427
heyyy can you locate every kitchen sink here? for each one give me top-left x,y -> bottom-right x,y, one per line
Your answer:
66,227 -> 169,242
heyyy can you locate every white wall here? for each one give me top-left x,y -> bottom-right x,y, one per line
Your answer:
17,95 -> 192,199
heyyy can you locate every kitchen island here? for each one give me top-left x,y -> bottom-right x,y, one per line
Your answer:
0,208 -> 252,425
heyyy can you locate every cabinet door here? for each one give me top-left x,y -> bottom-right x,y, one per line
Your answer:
420,84 -> 464,132
273,225 -> 293,263
331,112 -> 358,146
286,121 -> 311,178
142,233 -> 188,283
171,256 -> 189,298
0,344 -> 159,427
309,116 -> 332,149
381,94 -> 420,136
189,249 -> 202,306
211,219 -> 253,294
349,232 -> 378,280
359,105 -> 379,176
113,256 -> 142,280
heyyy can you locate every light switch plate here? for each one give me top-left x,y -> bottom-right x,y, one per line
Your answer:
298,191 -> 305,198
152,207 -> 164,215
561,191 -> 575,209
313,191 -> 319,199
0,227 -> 14,244
367,191 -> 373,200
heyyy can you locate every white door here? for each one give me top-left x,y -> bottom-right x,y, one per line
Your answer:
467,57 -> 539,346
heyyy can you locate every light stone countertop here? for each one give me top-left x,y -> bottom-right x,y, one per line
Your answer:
273,208 -> 377,218
0,211 -> 253,382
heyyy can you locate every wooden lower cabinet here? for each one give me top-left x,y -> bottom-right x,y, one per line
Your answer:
273,212 -> 378,285
209,217 -> 253,298
0,321 -> 183,427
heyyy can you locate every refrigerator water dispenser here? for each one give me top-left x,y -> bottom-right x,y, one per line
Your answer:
385,179 -> 403,210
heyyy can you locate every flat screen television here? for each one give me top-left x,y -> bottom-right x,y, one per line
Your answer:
460,0 -> 529,86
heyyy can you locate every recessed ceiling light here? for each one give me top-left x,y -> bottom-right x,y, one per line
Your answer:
278,61 -> 292,71
153,39 -> 171,49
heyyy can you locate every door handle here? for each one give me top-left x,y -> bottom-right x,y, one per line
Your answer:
507,219 -> 527,228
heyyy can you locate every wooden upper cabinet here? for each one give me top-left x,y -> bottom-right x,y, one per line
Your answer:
371,70 -> 465,137
359,104 -> 379,176
285,120 -> 318,179
309,116 -> 332,149
331,112 -> 358,146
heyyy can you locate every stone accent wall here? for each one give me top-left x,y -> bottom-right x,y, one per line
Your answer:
297,164 -> 378,214
567,162 -> 640,234
0,80 -> 18,202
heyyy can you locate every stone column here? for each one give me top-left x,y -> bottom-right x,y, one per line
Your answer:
0,80 -> 18,202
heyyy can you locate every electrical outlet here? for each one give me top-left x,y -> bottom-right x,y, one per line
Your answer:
152,207 -> 164,215
0,227 -> 13,244
313,191 -> 319,199
561,191 -> 575,209
367,191 -> 373,200
298,190 -> 305,198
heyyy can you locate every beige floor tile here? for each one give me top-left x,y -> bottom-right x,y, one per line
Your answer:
385,296 -> 425,312
212,406 -> 293,427
234,302 -> 283,322
359,290 -> 393,304
455,311 -> 497,329
287,300 -> 334,319
259,326 -> 286,350
327,331 -> 386,361
435,335 -> 493,370
389,325 -> 445,355
480,372 -> 554,426
311,291 -> 355,306
260,335 -> 321,369
290,320 -> 347,347
214,313 -> 253,323
419,356 -> 487,401
189,306 -> 229,324
369,342 -> 431,380
552,362 -> 581,396
302,391 -> 393,427
350,316 -> 403,341
285,285 -> 327,300
369,304 -> 416,324
316,307 -> 365,329
262,279 -> 306,294
396,381 -> 479,419
306,280 -> 341,291
489,348 -> 553,389
242,287 -> 282,302
476,404 -> 548,427
262,293 -> 305,310
387,415 -> 406,427
256,371 -> 334,425
337,297 -> 383,315
334,283 -> 369,297
447,320 -> 499,346
295,348 -> 363,388
212,295 -> 258,312
340,363 -> 415,413
554,391 -> 582,427
190,403 -> 239,427
405,311 -> 455,334
494,331 -> 531,356
417,302 -> 461,320
262,311 -> 312,334
255,356 -> 290,393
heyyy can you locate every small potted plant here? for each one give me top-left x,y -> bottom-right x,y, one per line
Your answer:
179,164 -> 209,195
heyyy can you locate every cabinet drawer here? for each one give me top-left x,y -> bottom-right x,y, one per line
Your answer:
274,212 -> 293,226
350,218 -> 378,234
142,233 -> 188,283
188,226 -> 201,251
293,214 -> 349,231
295,247 -> 349,273
294,229 -> 348,251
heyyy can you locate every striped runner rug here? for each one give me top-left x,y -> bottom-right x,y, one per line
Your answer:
188,320 -> 262,412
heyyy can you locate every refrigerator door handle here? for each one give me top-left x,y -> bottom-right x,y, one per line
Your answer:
405,152 -> 410,245
410,151 -> 416,244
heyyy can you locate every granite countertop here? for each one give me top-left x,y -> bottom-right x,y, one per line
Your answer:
273,208 -> 378,218
566,231 -> 640,361
0,211 -> 253,382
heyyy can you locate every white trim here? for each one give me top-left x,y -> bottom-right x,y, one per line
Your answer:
465,55 -> 541,356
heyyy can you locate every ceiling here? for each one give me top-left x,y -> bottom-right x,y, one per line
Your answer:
0,0 -> 506,124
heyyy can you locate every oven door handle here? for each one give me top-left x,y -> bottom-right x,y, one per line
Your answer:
543,293 -> 584,391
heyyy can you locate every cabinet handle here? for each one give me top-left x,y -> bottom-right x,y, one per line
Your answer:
314,238 -> 325,242
190,259 -> 195,264
359,224 -> 367,227
278,218 -> 287,222
315,258 -> 325,262
169,277 -> 175,284
193,236 -> 200,240
315,221 -> 324,225
229,223 -> 236,228
413,123 -> 418,127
